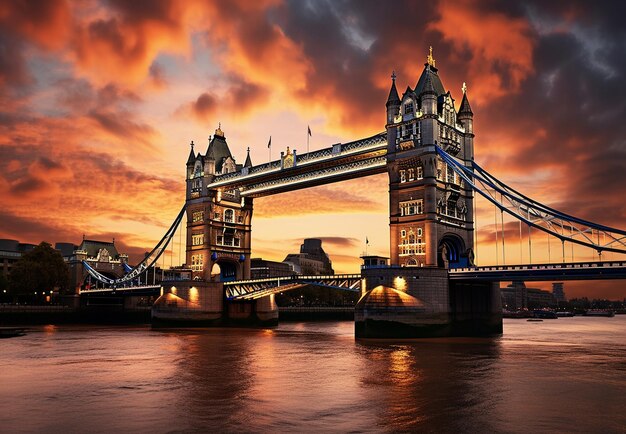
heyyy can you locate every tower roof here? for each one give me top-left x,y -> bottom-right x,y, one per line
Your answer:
386,71 -> 400,107
244,147 -> 252,168
415,64 -> 446,97
205,125 -> 233,171
458,87 -> 473,116
186,141 -> 196,165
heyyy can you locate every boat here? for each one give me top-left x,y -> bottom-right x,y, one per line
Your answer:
556,311 -> 575,317
533,310 -> 558,319
584,309 -> 615,317
527,319 -> 543,322
0,327 -> 27,338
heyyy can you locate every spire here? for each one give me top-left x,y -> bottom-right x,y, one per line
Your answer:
386,70 -> 400,107
244,147 -> 252,168
426,46 -> 436,68
215,122 -> 224,138
458,83 -> 473,116
186,140 -> 196,165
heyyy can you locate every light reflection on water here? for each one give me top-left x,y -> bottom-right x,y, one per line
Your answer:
1,318 -> 625,433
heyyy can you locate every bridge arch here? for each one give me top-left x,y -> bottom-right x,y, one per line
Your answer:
438,233 -> 467,269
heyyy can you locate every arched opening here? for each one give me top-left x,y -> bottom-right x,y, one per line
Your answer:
438,234 -> 468,269
217,259 -> 238,282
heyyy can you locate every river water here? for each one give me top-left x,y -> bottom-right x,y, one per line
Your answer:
1,317 -> 625,433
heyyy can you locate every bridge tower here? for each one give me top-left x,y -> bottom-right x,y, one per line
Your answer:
386,48 -> 475,269
185,125 -> 253,281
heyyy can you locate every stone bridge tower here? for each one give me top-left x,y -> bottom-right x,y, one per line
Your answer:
385,48 -> 475,269
185,125 -> 253,281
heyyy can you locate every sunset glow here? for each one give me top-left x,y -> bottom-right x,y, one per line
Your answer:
1,1 -> 625,298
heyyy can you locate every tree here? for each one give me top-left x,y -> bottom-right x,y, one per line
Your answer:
9,242 -> 69,302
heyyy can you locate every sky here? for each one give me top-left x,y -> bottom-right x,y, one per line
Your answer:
1,0 -> 625,299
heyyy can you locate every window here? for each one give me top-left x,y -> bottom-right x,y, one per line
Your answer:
192,234 -> 204,246
191,254 -> 203,271
192,211 -> 204,223
237,215 -> 243,223
214,212 -> 220,220
398,231 -> 426,257
400,199 -> 423,216
443,200 -> 459,218
217,235 -> 241,247
404,102 -> 413,114
417,228 -> 423,237
446,164 -> 455,184
416,165 -> 423,179
401,230 -> 406,238
408,168 -> 415,181
400,170 -> 406,183
224,209 -> 234,223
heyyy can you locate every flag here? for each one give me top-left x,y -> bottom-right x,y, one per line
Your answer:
267,136 -> 272,148
307,125 -> 312,137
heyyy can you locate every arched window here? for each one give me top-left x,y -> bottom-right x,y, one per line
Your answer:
224,209 -> 234,223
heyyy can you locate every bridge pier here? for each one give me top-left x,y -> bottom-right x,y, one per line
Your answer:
355,267 -> 501,338
151,280 -> 278,327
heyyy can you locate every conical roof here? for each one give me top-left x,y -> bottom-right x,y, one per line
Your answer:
458,91 -> 473,116
244,148 -> 252,168
186,141 -> 196,165
415,64 -> 446,97
386,75 -> 400,107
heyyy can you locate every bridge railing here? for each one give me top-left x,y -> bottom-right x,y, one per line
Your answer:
451,260 -> 626,273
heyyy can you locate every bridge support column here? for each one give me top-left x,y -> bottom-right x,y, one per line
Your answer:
152,280 -> 223,326
151,280 -> 278,327
356,267 -> 502,338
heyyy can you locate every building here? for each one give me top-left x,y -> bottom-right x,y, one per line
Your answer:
552,282 -> 566,303
185,125 -> 253,282
385,47 -> 475,268
0,239 -> 36,278
64,238 -> 129,292
250,258 -> 295,279
501,281 -> 557,310
361,255 -> 389,269
283,238 -> 334,275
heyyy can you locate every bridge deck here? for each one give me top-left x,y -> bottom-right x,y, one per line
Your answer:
450,261 -> 626,281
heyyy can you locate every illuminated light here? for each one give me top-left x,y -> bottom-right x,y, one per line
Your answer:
189,286 -> 199,304
393,276 -> 407,292
160,287 -> 164,296
171,286 -> 177,295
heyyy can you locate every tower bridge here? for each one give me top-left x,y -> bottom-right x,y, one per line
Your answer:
80,48 -> 626,338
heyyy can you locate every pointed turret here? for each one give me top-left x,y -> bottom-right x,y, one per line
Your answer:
386,71 -> 401,124
186,140 -> 196,166
386,71 -> 400,107
244,147 -> 252,168
205,123 -> 233,173
458,83 -> 473,116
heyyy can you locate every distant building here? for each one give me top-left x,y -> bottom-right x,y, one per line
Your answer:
501,281 -> 556,310
552,282 -> 566,303
250,258 -> 295,279
283,238 -> 334,275
64,238 -> 129,292
0,239 -> 41,278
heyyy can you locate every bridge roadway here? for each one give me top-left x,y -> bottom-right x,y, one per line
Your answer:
207,132 -> 387,197
449,260 -> 626,281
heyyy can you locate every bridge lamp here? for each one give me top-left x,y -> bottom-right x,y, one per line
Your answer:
394,276 -> 407,292
189,286 -> 199,303
171,286 -> 177,295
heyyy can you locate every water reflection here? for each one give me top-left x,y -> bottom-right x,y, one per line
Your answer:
357,338 -> 502,432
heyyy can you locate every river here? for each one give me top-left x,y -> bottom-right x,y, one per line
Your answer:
1,317 -> 625,433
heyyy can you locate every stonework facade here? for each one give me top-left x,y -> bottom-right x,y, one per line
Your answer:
185,125 -> 253,281
385,55 -> 475,269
